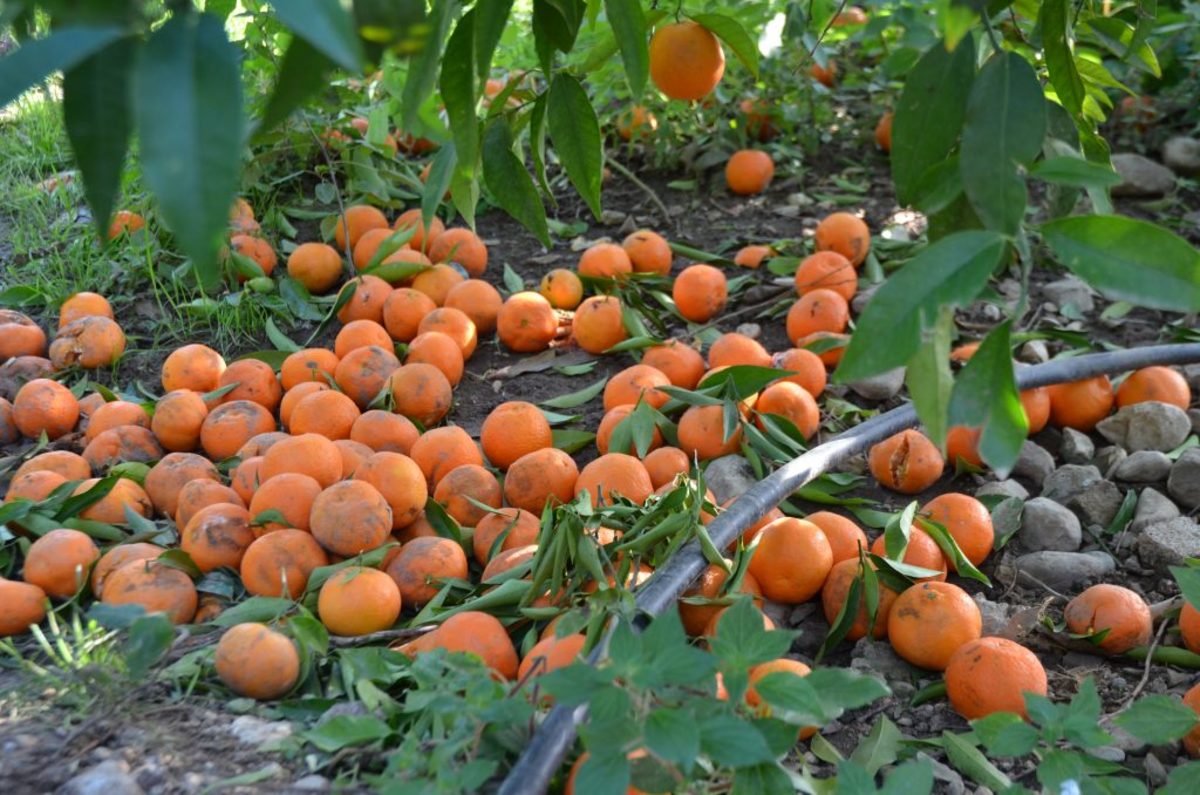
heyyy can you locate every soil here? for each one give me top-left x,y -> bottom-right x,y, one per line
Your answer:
2,130 -> 1199,793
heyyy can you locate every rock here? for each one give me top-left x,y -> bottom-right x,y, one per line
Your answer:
1189,409 -> 1200,435
1013,441 -> 1056,487
1185,364 -> 1200,392
1018,339 -> 1050,364
1042,464 -> 1102,504
850,284 -> 879,315
1130,487 -> 1181,533
1110,450 -> 1172,482
1042,276 -> 1096,314
848,367 -> 906,401
976,479 -> 1029,501
1018,497 -> 1083,552
1093,445 -> 1127,474
292,775 -> 332,791
850,637 -> 917,683
59,761 -> 144,795
1087,746 -> 1126,763
1144,752 -> 1170,788
1163,136 -> 1200,176
1060,429 -> 1095,465
1135,517 -> 1200,575
229,715 -> 293,747
1111,153 -> 1176,197
973,595 -> 1013,636
1072,480 -> 1125,527
317,701 -> 369,725
1096,402 -> 1191,452
1102,720 -> 1145,753
599,209 -> 626,226
1013,550 -> 1116,591
705,455 -> 757,505
1168,448 -> 1200,509
735,323 -> 761,340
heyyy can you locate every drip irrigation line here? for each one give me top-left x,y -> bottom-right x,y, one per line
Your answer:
497,342 -> 1200,795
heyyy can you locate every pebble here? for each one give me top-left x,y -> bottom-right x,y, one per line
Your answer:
1189,409 -> 1200,435
1060,428 -> 1095,464
1093,445 -> 1126,475
1130,487 -> 1181,534
1096,402 -> 1192,452
1111,153 -> 1177,197
1167,448 -> 1200,509
1042,464 -> 1102,504
1071,480 -> 1125,527
848,367 -> 906,401
704,455 -> 757,506
976,479 -> 1029,501
1162,136 -> 1200,176
850,637 -> 916,684
292,775 -> 332,791
1012,550 -> 1116,591
1184,364 -> 1200,392
1018,339 -> 1050,364
1018,497 -> 1082,552
1042,276 -> 1096,314
1110,450 -> 1172,482
228,715 -> 293,747
1086,746 -> 1125,763
1135,517 -> 1200,575
850,284 -> 879,315
1013,441 -> 1056,487
973,594 -> 1013,635
1144,752 -> 1170,787
735,322 -> 762,340
599,209 -> 626,226
59,761 -> 144,795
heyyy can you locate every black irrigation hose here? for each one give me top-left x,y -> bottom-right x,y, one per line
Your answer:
498,342 -> 1200,795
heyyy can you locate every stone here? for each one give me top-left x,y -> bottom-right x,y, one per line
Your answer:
1013,550 -> 1116,591
1168,448 -> 1200,509
1130,487 -> 1181,534
229,715 -> 293,747
1087,746 -> 1126,764
1096,402 -> 1192,452
1163,136 -> 1200,176
704,455 -> 757,506
1189,409 -> 1200,435
1042,276 -> 1096,314
292,775 -> 332,791
1185,364 -> 1200,392
976,479 -> 1029,501
850,637 -> 917,683
1111,153 -> 1176,197
1018,497 -> 1082,552
1018,339 -> 1050,364
1042,464 -> 1102,504
973,595 -> 1013,636
1013,441 -> 1056,487
1135,517 -> 1200,575
1110,450 -> 1172,482
848,367 -> 906,401
1060,429 -> 1095,464
850,284 -> 879,315
59,761 -> 144,795
1072,480 -> 1125,527
1093,445 -> 1127,474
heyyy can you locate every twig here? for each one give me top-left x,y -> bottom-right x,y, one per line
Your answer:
328,625 -> 435,648
303,118 -> 355,273
688,285 -> 793,336
604,156 -> 676,233
1115,615 -> 1171,714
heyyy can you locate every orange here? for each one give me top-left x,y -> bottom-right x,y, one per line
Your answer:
352,451 -> 430,530
82,425 -> 163,471
5,470 -> 65,503
90,543 -> 162,598
428,228 -> 488,277
747,517 -> 833,603
518,633 -> 586,682
444,279 -> 502,335
393,208 -> 445,254
806,511 -> 869,565
679,563 -> 764,636
58,292 -> 113,328
622,230 -> 672,275
869,527 -> 948,582
797,331 -> 849,367
12,378 -> 80,440
794,251 -> 857,302
318,566 -> 402,636
887,581 -> 982,671
642,340 -> 706,390
480,401 -> 554,470
350,410 -> 420,455
785,288 -> 850,341
754,381 -> 819,439
49,316 -> 126,370
677,404 -> 742,461
260,432 -> 343,488
1183,683 -> 1200,758
673,264 -> 727,323
214,623 -> 301,700
182,503 -> 255,572
405,331 -> 464,386
649,21 -> 725,101
334,439 -> 373,479
289,389 -> 361,440
199,400 -> 276,461
15,450 -> 91,482
480,544 -> 537,582
231,456 -> 264,503
334,205 -> 389,252
279,382 -> 329,430
1021,387 -> 1051,434
578,243 -> 633,280
472,508 -> 541,565
538,269 -> 584,310
0,310 -> 47,360
708,332 -> 771,369
1180,601 -> 1200,654
84,400 -> 149,442
643,447 -> 691,489
0,579 -> 47,636
574,453 -> 653,506
335,345 -> 401,409
875,111 -> 893,152
572,295 -> 628,353
498,291 -> 558,353
352,227 -> 401,272
279,348 -> 339,391
810,60 -> 837,87
1063,584 -> 1152,654
596,404 -> 664,456
868,429 -> 945,494
409,426 -> 483,486
336,275 -> 393,325
248,473 -> 322,534
503,447 -> 579,514
107,210 -> 145,239
396,611 -> 518,680
616,105 -> 658,141
740,98 -> 778,142
417,306 -> 478,359
100,559 -> 197,625
389,363 -> 453,427
174,479 -> 243,530
821,558 -> 897,641
945,426 -> 983,469
217,359 -> 282,413
725,150 -> 774,195
311,479 -> 394,556
411,263 -> 465,305
734,245 -> 775,269
814,212 -> 870,267
22,529 -> 100,599
771,349 -> 827,397
385,536 -> 469,607
230,235 -> 277,279
383,288 -> 438,342
240,529 -> 328,598
335,319 -> 394,359
287,242 -> 344,294
604,365 -> 670,411
921,492 -> 993,568
1116,366 -> 1191,411
1047,376 -> 1114,431
945,637 -> 1047,720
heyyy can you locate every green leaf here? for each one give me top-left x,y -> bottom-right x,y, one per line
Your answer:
731,763 -> 795,794
891,36 -> 976,207
1160,761 -> 1200,795
1171,566 -> 1200,611
1036,749 -> 1086,791
258,36 -> 334,134
0,25 -> 125,110
265,318 -> 302,353
948,321 -> 1026,475
1040,0 -> 1085,118
302,715 -> 393,752
709,599 -> 794,671
269,0 -> 363,72
482,117 -> 550,246
475,0 -> 514,80
547,73 -> 603,219
1041,215 -> 1200,312
971,712 -> 1039,757
134,13 -> 242,289
644,707 -> 700,768
905,306 -> 954,449
440,11 -> 479,181
605,0 -> 648,97
880,759 -> 934,795
960,51 -> 1045,235
575,752 -> 631,795
850,716 -> 902,775
63,36 -> 136,243
402,0 -> 456,129
941,731 -> 1012,791
1030,156 -> 1121,188
541,377 -> 607,409
689,13 -> 758,78
1114,695 -> 1199,744
835,231 -> 1008,382
552,428 -> 596,454
1084,16 -> 1160,77
124,612 -> 175,678
699,715 -> 775,767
